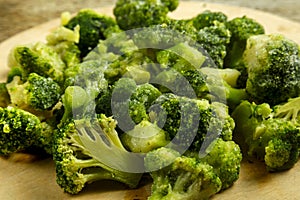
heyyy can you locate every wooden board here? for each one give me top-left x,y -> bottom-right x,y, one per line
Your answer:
1,1 -> 300,199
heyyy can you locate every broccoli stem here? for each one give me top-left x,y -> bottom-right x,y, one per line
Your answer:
225,85 -> 248,110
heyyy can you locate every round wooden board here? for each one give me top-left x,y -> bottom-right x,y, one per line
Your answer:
0,2 -> 300,199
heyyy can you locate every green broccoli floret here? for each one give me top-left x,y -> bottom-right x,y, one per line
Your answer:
64,9 -> 120,57
144,147 -> 222,200
0,106 -> 55,155
6,73 -> 62,113
53,116 -> 143,194
0,83 -> 10,107
192,10 -> 228,30
113,0 -> 179,30
148,94 -> 235,152
8,42 -> 66,84
232,100 -> 300,171
198,138 -> 242,190
273,96 -> 300,124
243,34 -> 300,106
121,120 -> 169,153
224,16 -> 265,68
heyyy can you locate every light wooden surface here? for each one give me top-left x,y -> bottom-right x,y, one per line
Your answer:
0,2 -> 300,199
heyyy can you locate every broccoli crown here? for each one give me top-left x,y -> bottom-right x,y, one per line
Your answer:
244,34 -> 300,106
53,118 -> 142,194
9,42 -> 66,84
145,149 -> 222,200
192,10 -> 228,30
199,138 -> 242,190
6,73 -> 62,111
65,9 -> 119,57
0,106 -> 41,155
113,0 -> 179,30
232,100 -> 300,171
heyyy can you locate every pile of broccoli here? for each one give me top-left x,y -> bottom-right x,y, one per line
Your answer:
1,0 -> 300,199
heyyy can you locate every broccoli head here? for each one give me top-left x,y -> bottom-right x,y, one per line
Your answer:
6,73 -> 62,113
8,42 -> 66,84
232,100 -> 300,171
244,34 -> 300,106
192,10 -> 228,30
113,0 -> 179,30
64,9 -> 119,57
144,147 -> 222,200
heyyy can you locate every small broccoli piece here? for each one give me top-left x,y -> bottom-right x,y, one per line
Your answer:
0,83 -> 10,107
53,117 -> 143,194
232,100 -> 300,171
64,9 -> 119,57
0,106 -> 41,155
198,138 -> 242,190
192,10 -> 228,30
145,147 -> 222,200
6,73 -> 62,113
8,42 -> 66,84
224,16 -> 265,68
273,96 -> 300,123
243,34 -> 300,106
113,0 -> 179,30
121,120 -> 169,153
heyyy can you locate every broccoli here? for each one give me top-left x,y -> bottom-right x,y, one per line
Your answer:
192,10 -> 228,30
232,100 -> 300,171
6,73 -> 62,115
121,120 -> 169,153
53,116 -> 143,194
0,83 -> 10,107
224,16 -> 265,69
8,42 -> 66,84
64,9 -> 120,57
0,106 -> 54,155
144,147 -> 222,200
243,34 -> 300,106
197,138 -> 242,190
113,0 -> 179,30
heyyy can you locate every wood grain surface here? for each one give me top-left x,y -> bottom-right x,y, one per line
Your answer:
0,2 -> 300,199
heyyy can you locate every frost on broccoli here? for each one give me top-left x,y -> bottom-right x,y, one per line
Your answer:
243,34 -> 300,106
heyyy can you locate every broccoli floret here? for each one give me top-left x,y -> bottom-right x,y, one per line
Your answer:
273,96 -> 300,123
53,116 -> 143,194
192,10 -> 228,30
0,83 -> 10,107
64,9 -> 119,57
148,94 -> 235,152
121,120 -> 169,153
144,147 -> 222,200
243,34 -> 300,106
232,100 -> 300,171
8,42 -> 66,84
6,73 -> 62,113
113,0 -> 179,30
198,138 -> 242,190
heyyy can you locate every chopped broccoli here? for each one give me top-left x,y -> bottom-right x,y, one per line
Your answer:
113,0 -> 179,30
0,106 -> 54,155
64,9 -> 120,57
192,10 -> 228,30
144,147 -> 222,200
243,34 -> 300,106
121,120 -> 169,153
53,116 -> 143,194
6,73 -> 62,113
224,16 -> 265,68
8,42 -> 66,84
198,138 -> 242,190
232,100 -> 300,171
